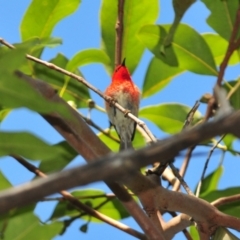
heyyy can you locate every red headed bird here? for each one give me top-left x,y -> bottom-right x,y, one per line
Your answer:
105,59 -> 140,150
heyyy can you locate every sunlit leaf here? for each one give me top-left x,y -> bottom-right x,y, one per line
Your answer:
189,226 -> 200,240
0,107 -> 11,124
50,189 -> 130,222
223,81 -> 240,110
138,24 -> 217,75
201,0 -> 239,41
0,171 -> 12,190
201,187 -> 240,218
202,34 -> 239,66
223,134 -> 239,156
139,103 -> 202,134
21,0 -> 81,40
142,57 -> 184,98
100,0 -> 159,73
98,128 -> 145,152
199,166 -> 223,197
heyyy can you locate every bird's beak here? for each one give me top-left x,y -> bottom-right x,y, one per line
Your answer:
121,58 -> 126,66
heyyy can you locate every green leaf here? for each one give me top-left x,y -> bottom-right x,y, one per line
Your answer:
98,129 -> 119,152
163,0 -> 196,47
213,227 -> 239,240
139,103 -> 202,134
51,189 -> 130,222
0,37 -> 61,75
0,47 -> 73,117
21,0 -> 81,40
222,134 -> 239,156
66,49 -> 111,73
189,226 -> 200,240
98,128 -> 145,152
0,132 -> 64,160
33,53 -> 90,108
202,34 -> 239,66
142,57 -> 184,98
4,211 -> 62,240
201,0 -> 239,41
0,107 -> 11,124
100,0 -> 159,73
7,37 -> 62,75
201,187 -> 240,218
65,49 -> 111,85
0,171 -> 12,190
199,166 -> 223,197
38,141 -> 78,173
80,223 -> 88,233
138,24 -> 218,75
223,81 -> 240,110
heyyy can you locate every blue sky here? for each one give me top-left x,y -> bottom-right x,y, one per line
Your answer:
0,0 -> 240,239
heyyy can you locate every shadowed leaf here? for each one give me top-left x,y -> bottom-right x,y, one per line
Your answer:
138,24 -> 217,75
21,0 -> 81,40
201,0 -> 239,41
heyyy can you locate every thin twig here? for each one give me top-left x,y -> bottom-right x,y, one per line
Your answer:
172,146 -> 195,192
80,113 -> 120,143
0,37 -> 157,144
211,194 -> 240,208
195,135 -> 226,197
182,101 -> 200,130
115,0 -> 124,66
11,155 -> 146,240
227,77 -> 240,100
0,38 -> 14,49
169,163 -> 194,196
26,56 -> 157,143
15,71 -> 166,240
171,101 -> 200,194
0,40 -> 114,142
42,193 -> 117,202
204,6 -> 240,121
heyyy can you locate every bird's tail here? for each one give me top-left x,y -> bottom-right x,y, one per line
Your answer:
119,140 -> 133,151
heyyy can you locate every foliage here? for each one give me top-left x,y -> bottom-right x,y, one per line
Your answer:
0,0 -> 240,239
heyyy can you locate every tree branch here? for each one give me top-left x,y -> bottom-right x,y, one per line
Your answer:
216,6 -> 240,86
14,71 -> 164,240
11,155 -> 146,240
1,73 -> 240,237
115,0 -> 124,66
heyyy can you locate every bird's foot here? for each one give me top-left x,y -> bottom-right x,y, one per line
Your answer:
109,98 -> 117,107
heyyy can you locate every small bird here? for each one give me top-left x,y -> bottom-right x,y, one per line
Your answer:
105,59 -> 140,150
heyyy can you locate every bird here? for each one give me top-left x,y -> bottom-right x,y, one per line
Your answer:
104,58 -> 140,150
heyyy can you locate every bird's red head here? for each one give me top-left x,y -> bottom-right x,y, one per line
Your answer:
112,58 -> 132,82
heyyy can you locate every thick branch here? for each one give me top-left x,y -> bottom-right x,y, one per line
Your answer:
12,155 -> 146,240
4,71 -> 239,238
14,71 -> 164,240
